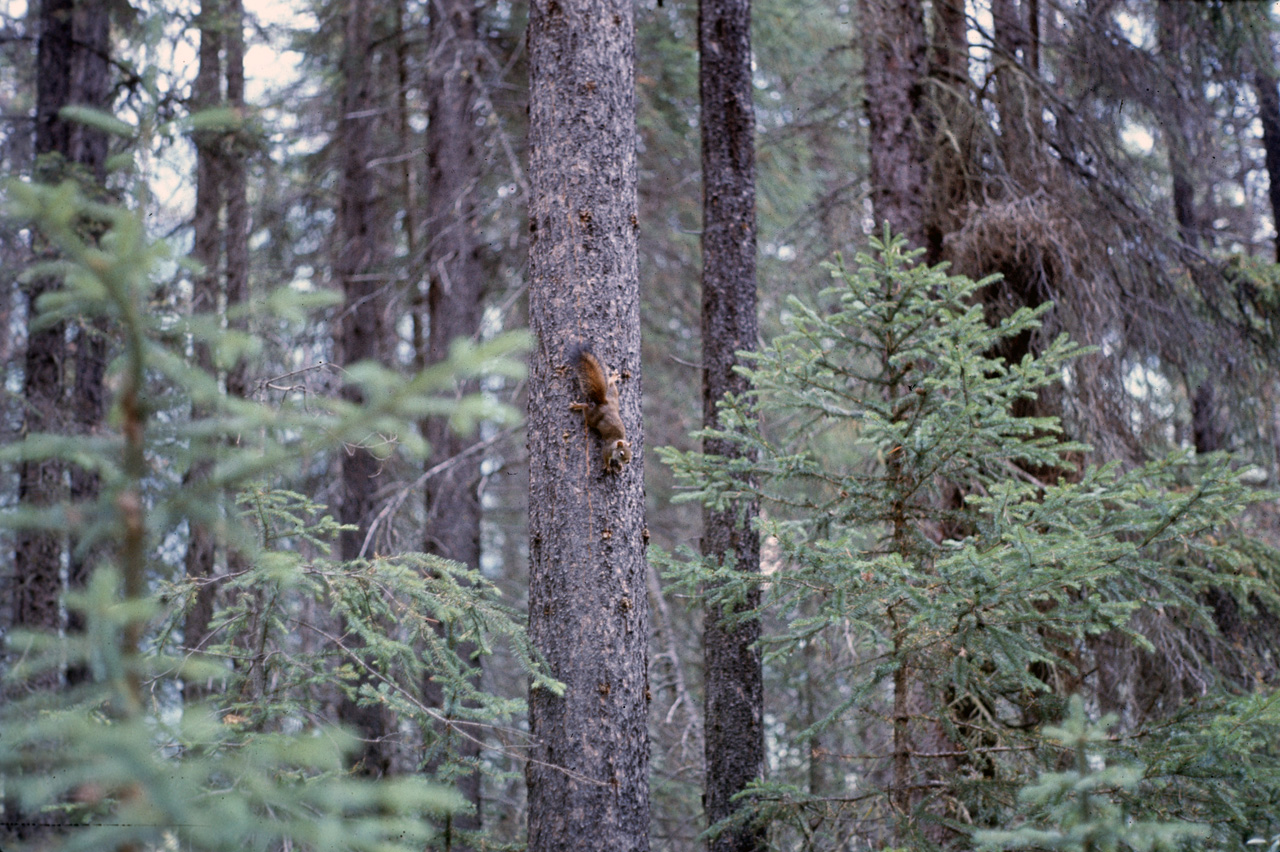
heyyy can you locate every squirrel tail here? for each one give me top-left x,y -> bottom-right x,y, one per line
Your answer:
568,344 -> 609,405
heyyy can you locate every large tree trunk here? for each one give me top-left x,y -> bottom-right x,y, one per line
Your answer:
698,0 -> 764,850
335,0 -> 396,777
525,0 -> 649,848
422,0 -> 487,842
860,0 -> 931,256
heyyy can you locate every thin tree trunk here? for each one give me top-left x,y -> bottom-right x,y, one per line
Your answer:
526,0 -> 649,848
1255,68 -> 1280,263
17,0 -> 111,691
16,0 -> 75,704
699,0 -> 764,849
335,0 -> 396,777
422,0 -> 487,842
9,0 -> 110,839
182,0 -> 225,704
860,0 -> 931,255
224,0 -> 249,401
925,0 -> 970,251
1157,2 -> 1201,249
63,0 -> 111,688
992,0 -> 1038,185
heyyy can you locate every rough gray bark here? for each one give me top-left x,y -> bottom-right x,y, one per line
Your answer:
860,0 -> 931,254
526,0 -> 649,848
698,0 -> 764,850
422,0 -> 486,841
335,0 -> 397,777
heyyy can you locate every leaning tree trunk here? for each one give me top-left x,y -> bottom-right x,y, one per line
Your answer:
334,0 -> 396,777
699,0 -> 764,850
526,0 -> 649,849
422,0 -> 487,842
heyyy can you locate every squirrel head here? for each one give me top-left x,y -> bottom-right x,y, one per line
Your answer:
605,439 -> 633,473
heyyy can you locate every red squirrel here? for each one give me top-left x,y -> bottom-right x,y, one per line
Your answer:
568,346 -> 632,474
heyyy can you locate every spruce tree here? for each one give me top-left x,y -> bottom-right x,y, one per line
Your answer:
662,231 -> 1279,848
1,144 -> 542,851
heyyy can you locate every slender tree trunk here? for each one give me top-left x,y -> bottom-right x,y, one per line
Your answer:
63,0 -> 111,688
182,0 -> 248,705
930,0 -> 968,90
1255,68 -> 1280,263
182,0 -> 225,704
9,0 -> 110,838
1157,2 -> 1202,249
526,0 -> 649,848
699,0 -> 764,850
422,0 -> 487,842
335,0 -> 396,777
860,0 -> 932,256
223,0 -> 249,402
16,0 -> 74,703
992,0 -> 1038,183
55,2 -> 113,644
925,0 -> 970,250
16,0 -> 111,691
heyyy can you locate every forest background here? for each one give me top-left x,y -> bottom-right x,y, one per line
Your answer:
4,0 -> 1280,850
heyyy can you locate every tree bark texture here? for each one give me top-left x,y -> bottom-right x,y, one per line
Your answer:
698,0 -> 764,850
422,0 -> 487,840
526,0 -> 649,848
860,0 -> 931,253
181,0 -> 248,704
182,0 -> 225,704
1255,69 -> 1280,263
992,0 -> 1038,182
223,0 -> 250,401
424,0 -> 485,602
15,0 -> 111,694
9,0 -> 110,839
336,0 -> 389,567
63,3 -> 110,687
335,0 -> 396,777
